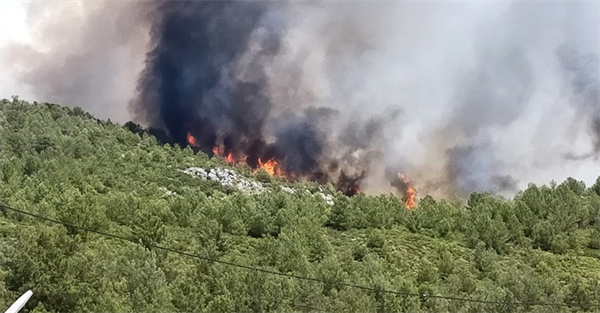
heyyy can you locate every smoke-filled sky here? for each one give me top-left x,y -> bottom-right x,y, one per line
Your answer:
2,0 -> 599,197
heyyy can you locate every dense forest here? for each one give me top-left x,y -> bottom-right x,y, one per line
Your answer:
1,98 -> 599,313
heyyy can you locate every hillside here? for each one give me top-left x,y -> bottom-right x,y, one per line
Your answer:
1,98 -> 599,313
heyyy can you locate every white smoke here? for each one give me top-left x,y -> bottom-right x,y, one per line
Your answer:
2,1 -> 150,122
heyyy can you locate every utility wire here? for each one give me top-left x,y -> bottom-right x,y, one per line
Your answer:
1,202 -> 598,309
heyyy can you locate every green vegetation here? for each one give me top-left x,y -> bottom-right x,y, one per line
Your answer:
1,98 -> 599,313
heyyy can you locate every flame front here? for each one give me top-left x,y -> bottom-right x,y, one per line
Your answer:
224,152 -> 235,164
187,133 -> 197,147
214,148 -> 240,166
398,173 -> 417,209
208,145 -> 283,178
192,133 -> 415,202
405,186 -> 416,209
254,158 -> 284,177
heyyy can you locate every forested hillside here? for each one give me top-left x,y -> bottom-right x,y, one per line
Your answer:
1,98 -> 600,313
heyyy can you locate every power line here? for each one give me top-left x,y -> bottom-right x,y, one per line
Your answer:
1,202 -> 598,309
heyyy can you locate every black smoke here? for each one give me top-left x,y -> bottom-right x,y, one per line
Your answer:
134,1 -> 275,143
272,108 -> 329,174
131,0 -> 386,189
132,1 -> 281,165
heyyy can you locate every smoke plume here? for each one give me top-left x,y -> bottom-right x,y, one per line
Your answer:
130,1 -> 395,194
4,1 -> 600,199
556,44 -> 600,157
3,1 -> 150,121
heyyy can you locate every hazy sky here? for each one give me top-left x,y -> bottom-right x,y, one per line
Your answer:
1,0 -> 598,193
1,1 -> 33,100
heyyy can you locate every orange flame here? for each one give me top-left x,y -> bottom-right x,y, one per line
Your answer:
212,148 -> 239,166
187,133 -> 197,147
254,158 -> 284,177
405,186 -> 416,209
224,152 -> 235,164
398,173 -> 417,209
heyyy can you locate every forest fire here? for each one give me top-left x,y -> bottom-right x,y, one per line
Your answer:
212,146 -> 243,167
185,132 -> 415,207
254,158 -> 284,177
224,152 -> 235,164
394,173 -> 417,209
405,186 -> 416,209
140,0 -> 418,208
402,180 -> 417,209
186,133 -> 285,177
187,133 -> 197,147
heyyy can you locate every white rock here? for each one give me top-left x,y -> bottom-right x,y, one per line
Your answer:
280,186 -> 295,194
316,192 -> 335,206
182,167 -> 332,203
159,186 -> 176,196
183,167 -> 265,194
